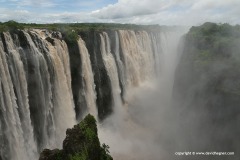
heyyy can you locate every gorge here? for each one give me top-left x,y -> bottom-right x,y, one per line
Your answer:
0,22 -> 239,160
0,25 -> 184,160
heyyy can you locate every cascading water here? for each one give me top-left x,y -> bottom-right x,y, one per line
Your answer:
0,30 -> 76,160
0,32 -> 37,160
117,30 -> 155,90
0,28 -> 185,160
77,37 -> 97,118
100,32 -> 122,112
98,30 -> 185,160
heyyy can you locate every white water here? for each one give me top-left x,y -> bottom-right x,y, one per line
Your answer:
0,28 -> 186,160
98,30 -> 185,160
100,32 -> 123,114
77,37 -> 97,118
0,33 -> 37,160
23,30 -> 55,149
0,30 -> 76,160
44,36 -> 76,147
117,30 -> 156,100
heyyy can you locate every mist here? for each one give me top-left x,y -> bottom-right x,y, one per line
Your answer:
98,29 -> 187,160
1,21 -> 239,160
98,23 -> 240,160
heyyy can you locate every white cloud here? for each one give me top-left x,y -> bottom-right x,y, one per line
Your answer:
91,0 -> 171,19
0,0 -> 240,25
0,8 -> 31,22
91,0 -> 240,25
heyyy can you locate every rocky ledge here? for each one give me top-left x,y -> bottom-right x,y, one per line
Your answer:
39,114 -> 112,160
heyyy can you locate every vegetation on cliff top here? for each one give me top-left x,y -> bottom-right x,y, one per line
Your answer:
184,22 -> 240,72
175,22 -> 240,108
0,20 -> 182,45
0,20 -> 179,33
39,114 -> 112,160
174,22 -> 240,114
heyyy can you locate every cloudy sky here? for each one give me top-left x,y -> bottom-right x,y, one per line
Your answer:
0,0 -> 240,25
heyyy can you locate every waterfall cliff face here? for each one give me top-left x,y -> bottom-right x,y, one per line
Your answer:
172,24 -> 240,154
0,28 -> 175,160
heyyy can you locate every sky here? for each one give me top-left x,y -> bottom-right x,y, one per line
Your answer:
0,0 -> 240,25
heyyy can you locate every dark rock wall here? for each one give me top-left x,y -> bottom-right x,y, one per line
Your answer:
79,31 -> 113,121
172,23 -> 240,153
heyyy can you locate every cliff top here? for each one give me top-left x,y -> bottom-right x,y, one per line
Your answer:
0,20 -> 182,33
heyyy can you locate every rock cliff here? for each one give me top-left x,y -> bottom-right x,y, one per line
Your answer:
39,114 -> 112,160
172,22 -> 240,153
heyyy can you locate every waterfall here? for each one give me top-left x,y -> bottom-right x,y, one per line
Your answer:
22,30 -> 55,149
0,28 -> 182,160
0,30 -> 76,160
0,33 -> 37,160
100,32 -> 122,112
77,37 -> 97,118
42,34 -> 76,147
98,30 -> 185,160
117,30 -> 157,100
118,31 -> 155,87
